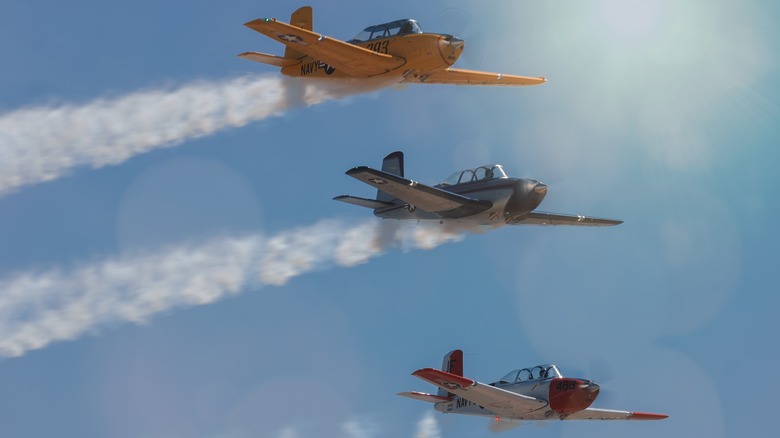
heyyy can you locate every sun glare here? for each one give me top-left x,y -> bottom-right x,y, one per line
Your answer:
595,0 -> 664,43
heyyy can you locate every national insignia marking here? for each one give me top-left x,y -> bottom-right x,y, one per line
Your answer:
443,381 -> 462,389
277,33 -> 308,45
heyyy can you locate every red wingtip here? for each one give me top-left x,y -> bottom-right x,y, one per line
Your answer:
630,412 -> 669,420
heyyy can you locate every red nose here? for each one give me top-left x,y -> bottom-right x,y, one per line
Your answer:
548,378 -> 599,414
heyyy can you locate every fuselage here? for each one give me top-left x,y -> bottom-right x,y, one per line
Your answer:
437,379 -> 553,419
281,32 -> 463,79
374,177 -> 548,224
435,377 -> 600,421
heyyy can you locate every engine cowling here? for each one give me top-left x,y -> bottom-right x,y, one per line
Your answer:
437,35 -> 464,66
548,378 -> 599,414
503,179 -> 548,217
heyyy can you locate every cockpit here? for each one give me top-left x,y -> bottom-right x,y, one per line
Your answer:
497,365 -> 562,384
350,19 -> 423,42
440,164 -> 508,186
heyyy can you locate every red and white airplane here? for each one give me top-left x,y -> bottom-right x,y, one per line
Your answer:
400,350 -> 667,429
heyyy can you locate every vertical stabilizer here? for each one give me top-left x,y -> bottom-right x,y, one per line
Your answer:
284,6 -> 313,60
437,349 -> 464,398
377,151 -> 404,202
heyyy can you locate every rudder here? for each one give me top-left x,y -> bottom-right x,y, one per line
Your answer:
377,151 -> 404,203
284,6 -> 313,60
437,349 -> 463,398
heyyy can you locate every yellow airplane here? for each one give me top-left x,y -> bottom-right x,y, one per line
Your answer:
239,6 -> 546,87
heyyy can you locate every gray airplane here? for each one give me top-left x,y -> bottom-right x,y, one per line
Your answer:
334,151 -> 622,226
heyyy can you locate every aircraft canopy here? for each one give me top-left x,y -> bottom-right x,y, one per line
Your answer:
350,19 -> 423,42
498,365 -> 562,384
440,164 -> 508,186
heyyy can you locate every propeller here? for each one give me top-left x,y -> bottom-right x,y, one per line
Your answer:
584,358 -> 616,406
588,357 -> 614,384
564,358 -> 617,408
435,8 -> 484,69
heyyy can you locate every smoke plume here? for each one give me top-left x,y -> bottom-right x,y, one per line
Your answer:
0,219 -> 466,358
0,75 -> 394,197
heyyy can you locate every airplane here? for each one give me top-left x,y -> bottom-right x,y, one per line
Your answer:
399,349 -> 668,428
334,151 -> 623,227
239,6 -> 546,86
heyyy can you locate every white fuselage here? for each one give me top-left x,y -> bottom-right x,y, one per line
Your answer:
434,380 -> 556,420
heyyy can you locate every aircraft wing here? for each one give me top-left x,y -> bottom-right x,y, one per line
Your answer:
345,167 -> 492,214
407,68 -> 546,86
412,368 -> 548,417
565,408 -> 668,421
508,212 -> 623,226
243,18 -> 407,76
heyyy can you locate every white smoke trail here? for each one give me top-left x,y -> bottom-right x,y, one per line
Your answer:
0,219 -> 464,358
415,412 -> 441,438
342,417 -> 378,438
0,75 -> 394,198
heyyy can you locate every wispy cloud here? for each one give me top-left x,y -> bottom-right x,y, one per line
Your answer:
0,219 -> 464,358
0,75 -> 394,198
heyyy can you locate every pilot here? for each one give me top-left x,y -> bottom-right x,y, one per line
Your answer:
400,21 -> 414,34
485,168 -> 494,179
538,368 -> 547,379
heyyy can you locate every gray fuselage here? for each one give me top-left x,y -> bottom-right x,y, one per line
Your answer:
374,177 -> 547,224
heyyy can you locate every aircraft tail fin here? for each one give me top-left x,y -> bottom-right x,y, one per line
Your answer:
437,349 -> 463,398
377,151 -> 404,203
284,6 -> 313,60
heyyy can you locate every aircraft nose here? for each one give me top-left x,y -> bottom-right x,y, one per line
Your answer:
447,35 -> 465,51
438,35 -> 464,66
584,381 -> 600,394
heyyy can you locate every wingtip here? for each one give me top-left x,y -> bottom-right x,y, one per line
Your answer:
411,367 -> 433,377
244,18 -> 275,28
598,218 -> 623,226
345,166 -> 369,175
630,412 -> 669,420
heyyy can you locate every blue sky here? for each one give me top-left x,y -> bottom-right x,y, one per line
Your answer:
1,0 -> 778,437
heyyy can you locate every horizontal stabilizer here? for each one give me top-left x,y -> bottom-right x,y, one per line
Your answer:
238,51 -> 301,67
509,211 -> 623,226
333,195 -> 393,209
397,391 -> 452,403
413,368 -> 475,389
